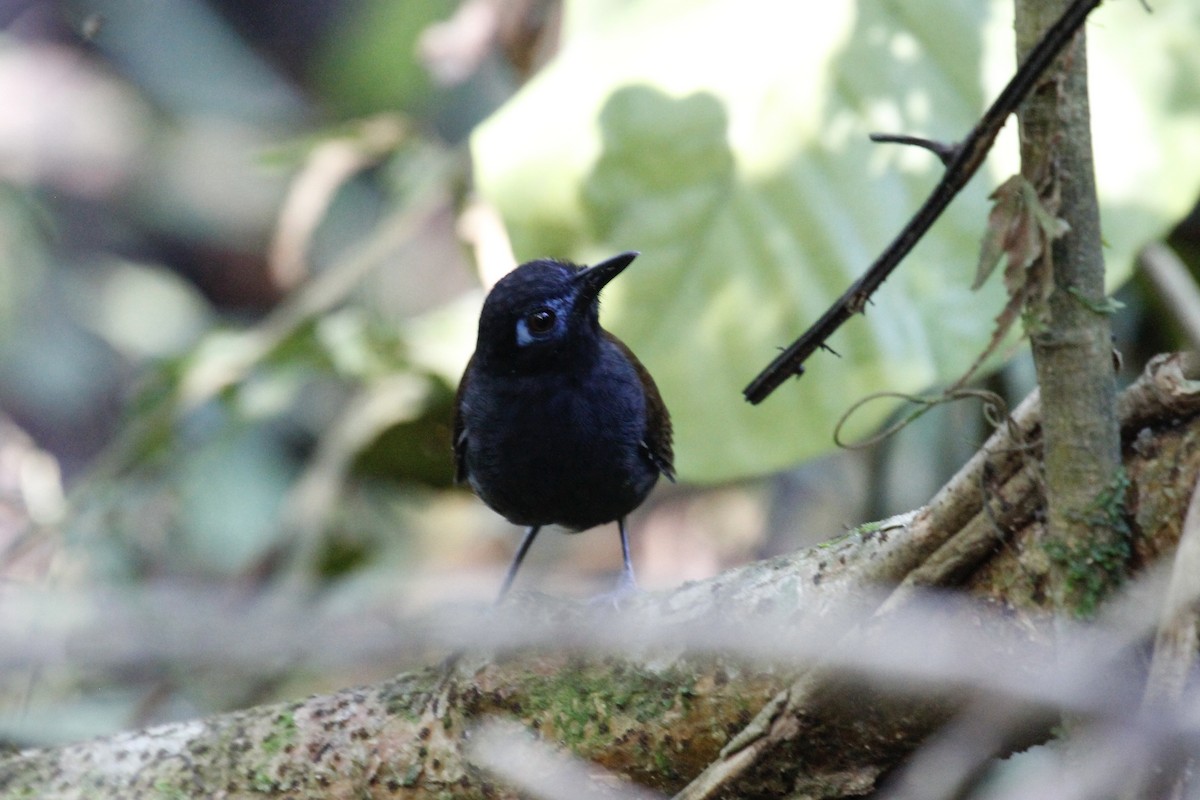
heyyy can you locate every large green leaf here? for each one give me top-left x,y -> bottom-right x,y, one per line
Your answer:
471,0 -> 1200,483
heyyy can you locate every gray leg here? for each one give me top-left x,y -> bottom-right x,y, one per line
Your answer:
496,525 -> 541,603
583,520 -> 639,608
616,517 -> 637,592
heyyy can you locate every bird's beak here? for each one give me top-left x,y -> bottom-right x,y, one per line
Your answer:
574,251 -> 639,302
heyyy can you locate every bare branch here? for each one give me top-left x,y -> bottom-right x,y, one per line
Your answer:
744,0 -> 1105,404
868,132 -> 959,166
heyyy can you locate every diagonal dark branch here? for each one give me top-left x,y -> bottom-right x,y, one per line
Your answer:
743,0 -> 1105,405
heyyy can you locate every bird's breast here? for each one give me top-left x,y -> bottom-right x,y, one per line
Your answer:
461,353 -> 658,530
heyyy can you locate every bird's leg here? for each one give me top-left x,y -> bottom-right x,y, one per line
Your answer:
616,516 -> 638,593
587,519 -> 639,608
495,525 -> 541,603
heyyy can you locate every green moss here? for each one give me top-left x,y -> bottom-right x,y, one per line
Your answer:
382,669 -> 440,720
260,711 -> 298,755
652,744 -> 674,775
402,762 -> 423,787
1045,468 -> 1132,617
817,526 -> 865,548
151,781 -> 190,800
516,660 -> 694,752
249,768 -> 277,793
1067,286 -> 1124,316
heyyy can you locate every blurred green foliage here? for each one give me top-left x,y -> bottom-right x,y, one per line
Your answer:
473,0 -> 1200,481
315,0 -> 454,118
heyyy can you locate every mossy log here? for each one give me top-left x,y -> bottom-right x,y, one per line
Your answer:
2,354 -> 1198,800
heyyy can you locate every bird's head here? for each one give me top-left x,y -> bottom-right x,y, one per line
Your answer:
473,251 -> 638,371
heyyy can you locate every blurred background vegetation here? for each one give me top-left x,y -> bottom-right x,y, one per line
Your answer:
0,0 -> 1197,747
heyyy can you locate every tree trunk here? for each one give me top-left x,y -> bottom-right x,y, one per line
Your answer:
1016,0 -> 1124,617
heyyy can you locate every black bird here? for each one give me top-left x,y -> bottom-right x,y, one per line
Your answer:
454,251 -> 674,600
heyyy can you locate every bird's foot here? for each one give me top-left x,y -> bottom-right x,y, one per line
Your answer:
587,571 -> 639,610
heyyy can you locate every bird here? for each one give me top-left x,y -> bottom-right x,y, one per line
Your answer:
453,250 -> 674,601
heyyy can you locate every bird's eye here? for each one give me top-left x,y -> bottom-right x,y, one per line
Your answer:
525,308 -> 556,335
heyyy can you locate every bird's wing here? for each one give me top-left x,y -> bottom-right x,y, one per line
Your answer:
640,381 -> 676,483
604,332 -> 675,482
452,354 -> 474,484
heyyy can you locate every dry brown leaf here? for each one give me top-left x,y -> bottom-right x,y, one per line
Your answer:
954,174 -> 1070,389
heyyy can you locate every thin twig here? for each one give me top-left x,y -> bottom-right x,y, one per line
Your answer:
268,115 -> 408,291
743,0 -> 1105,405
868,132 -> 959,166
